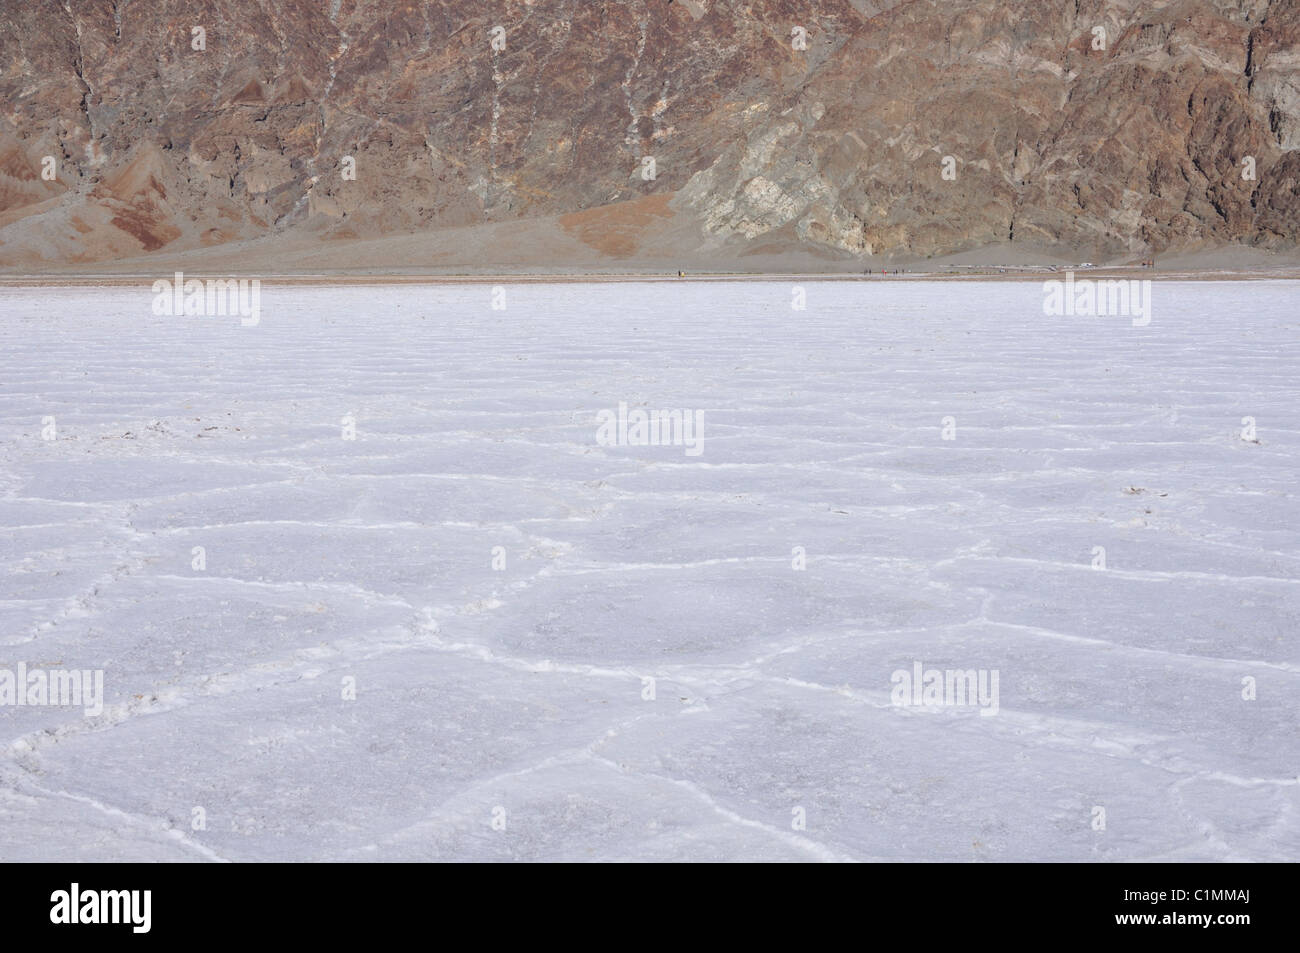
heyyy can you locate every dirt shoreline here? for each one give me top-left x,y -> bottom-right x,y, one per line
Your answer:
2,269 -> 1298,287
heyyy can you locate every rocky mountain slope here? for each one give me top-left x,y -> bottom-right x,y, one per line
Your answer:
1,0 -> 1297,270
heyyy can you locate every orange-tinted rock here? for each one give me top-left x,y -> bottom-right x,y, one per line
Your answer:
0,0 -> 1294,267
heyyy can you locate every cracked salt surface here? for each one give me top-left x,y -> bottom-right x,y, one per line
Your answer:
0,280 -> 1297,861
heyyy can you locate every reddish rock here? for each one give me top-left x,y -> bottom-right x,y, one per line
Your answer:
0,0 -> 1294,268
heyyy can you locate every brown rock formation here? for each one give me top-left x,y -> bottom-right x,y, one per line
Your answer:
0,0 -> 1296,270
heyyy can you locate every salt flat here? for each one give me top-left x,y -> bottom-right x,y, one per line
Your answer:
1,280 -> 1297,862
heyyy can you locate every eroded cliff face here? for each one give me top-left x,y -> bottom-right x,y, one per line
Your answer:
0,0 -> 1296,268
